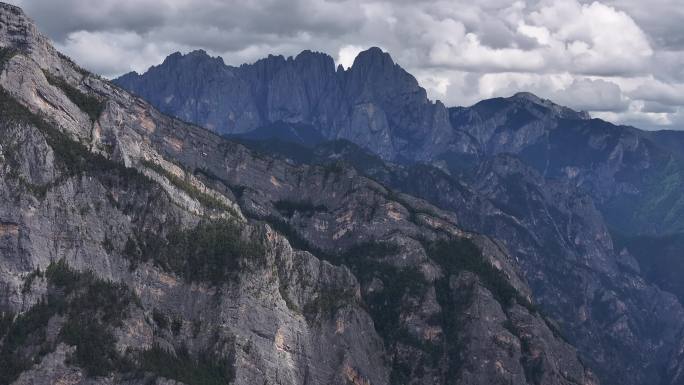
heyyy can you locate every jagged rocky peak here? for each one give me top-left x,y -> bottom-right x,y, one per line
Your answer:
0,3 -> 37,48
292,49 -> 338,79
350,46 -> 394,68
0,3 -> 52,54
294,49 -> 335,65
186,48 -> 212,58
510,91 -> 591,120
465,91 -> 591,122
113,44 -> 444,160
511,91 -> 545,103
157,49 -> 226,72
0,2 -> 87,84
162,50 -> 185,63
0,2 -> 51,61
446,90 -> 593,152
345,46 -> 424,97
164,49 -> 222,64
116,50 -> 227,87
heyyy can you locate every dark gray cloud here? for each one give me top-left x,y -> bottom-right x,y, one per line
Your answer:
642,101 -> 678,114
15,0 -> 168,39
8,0 -> 684,130
597,0 -> 684,50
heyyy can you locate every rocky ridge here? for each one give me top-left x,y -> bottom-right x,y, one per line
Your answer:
115,47 -> 473,162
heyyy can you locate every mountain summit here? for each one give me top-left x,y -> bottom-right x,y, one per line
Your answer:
115,47 -> 455,161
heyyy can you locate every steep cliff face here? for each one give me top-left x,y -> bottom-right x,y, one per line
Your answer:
233,135 -> 684,385
0,3 -> 598,385
115,48 -> 473,162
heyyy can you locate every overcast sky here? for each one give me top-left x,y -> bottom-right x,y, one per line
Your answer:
9,0 -> 684,130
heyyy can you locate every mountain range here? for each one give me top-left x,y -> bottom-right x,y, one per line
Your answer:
0,2 -> 682,385
114,45 -> 684,385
